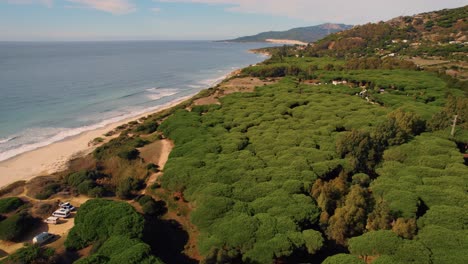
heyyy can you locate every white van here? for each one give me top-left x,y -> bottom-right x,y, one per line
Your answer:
44,216 -> 59,224
32,232 -> 54,245
52,208 -> 70,218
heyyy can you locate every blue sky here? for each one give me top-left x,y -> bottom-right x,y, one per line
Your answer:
0,0 -> 466,41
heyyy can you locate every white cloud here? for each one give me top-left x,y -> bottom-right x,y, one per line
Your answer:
65,0 -> 136,14
1,0 -> 53,7
156,0 -> 467,24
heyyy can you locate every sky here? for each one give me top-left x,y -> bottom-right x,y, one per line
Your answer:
0,0 -> 466,41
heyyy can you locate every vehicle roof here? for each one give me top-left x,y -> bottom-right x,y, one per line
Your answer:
53,209 -> 70,214
35,232 -> 51,238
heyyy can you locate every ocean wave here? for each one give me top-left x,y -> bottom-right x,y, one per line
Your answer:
187,84 -> 203,89
0,69 -> 240,163
146,88 -> 179,101
197,72 -> 233,88
0,95 -> 195,163
118,90 -> 146,99
0,136 -> 17,144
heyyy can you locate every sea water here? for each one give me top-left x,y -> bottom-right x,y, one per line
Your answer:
0,41 -> 272,161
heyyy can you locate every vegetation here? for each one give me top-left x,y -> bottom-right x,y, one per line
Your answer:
41,5 -> 467,263
65,170 -> 108,197
35,183 -> 61,200
136,195 -> 166,216
227,23 -> 352,43
157,42 -> 465,262
0,244 -> 55,264
0,197 -> 24,214
0,212 -> 36,241
65,199 -> 164,263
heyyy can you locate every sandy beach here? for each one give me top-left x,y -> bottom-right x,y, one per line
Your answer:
265,39 -> 309,45
0,96 -> 192,189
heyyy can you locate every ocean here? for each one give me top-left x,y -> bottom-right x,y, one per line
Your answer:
0,41 -> 273,161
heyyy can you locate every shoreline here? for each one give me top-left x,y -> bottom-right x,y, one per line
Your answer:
0,67 -> 247,189
0,95 -> 193,189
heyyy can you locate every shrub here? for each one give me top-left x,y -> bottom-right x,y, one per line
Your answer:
0,212 -> 36,241
88,187 -> 105,198
66,170 -> 88,187
77,180 -> 96,195
135,122 -> 158,134
35,183 -> 61,200
116,178 -> 143,199
1,244 -> 55,264
74,254 -> 109,264
0,197 -> 24,214
322,254 -> 365,264
137,196 -> 166,216
118,149 -> 140,160
65,199 -> 145,250
146,163 -> 160,172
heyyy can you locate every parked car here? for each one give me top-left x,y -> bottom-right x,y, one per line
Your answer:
52,208 -> 70,218
59,202 -> 76,211
44,216 -> 59,224
32,232 -> 54,245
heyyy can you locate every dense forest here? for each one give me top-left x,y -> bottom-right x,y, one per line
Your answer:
157,59 -> 467,263
1,5 -> 467,264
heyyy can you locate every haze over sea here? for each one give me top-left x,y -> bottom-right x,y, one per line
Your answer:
0,41 -> 272,162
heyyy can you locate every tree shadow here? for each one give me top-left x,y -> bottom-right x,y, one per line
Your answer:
282,239 -> 349,264
143,217 -> 197,264
55,250 -> 81,264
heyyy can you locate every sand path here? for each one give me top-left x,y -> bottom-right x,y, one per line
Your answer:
143,139 -> 174,195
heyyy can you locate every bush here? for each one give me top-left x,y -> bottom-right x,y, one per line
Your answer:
135,122 -> 158,134
77,180 -> 96,195
74,254 -> 109,264
137,196 -> 166,216
116,178 -> 143,199
65,199 -> 162,263
1,244 -> 55,264
146,163 -> 160,172
88,187 -> 105,198
322,254 -> 365,264
118,149 -> 140,160
0,212 -> 36,241
65,199 -> 145,250
35,183 -> 61,200
66,170 -> 88,187
0,197 -> 24,214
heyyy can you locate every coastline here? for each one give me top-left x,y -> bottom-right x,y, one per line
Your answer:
0,67 -> 248,189
265,39 -> 308,46
0,96 -> 191,188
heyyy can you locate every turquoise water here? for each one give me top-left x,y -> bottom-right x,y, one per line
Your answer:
0,41 -> 272,161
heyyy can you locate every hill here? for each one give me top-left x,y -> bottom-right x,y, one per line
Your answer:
305,5 -> 468,80
227,23 -> 353,43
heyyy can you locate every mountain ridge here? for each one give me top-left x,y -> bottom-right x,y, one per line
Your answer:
226,23 -> 353,43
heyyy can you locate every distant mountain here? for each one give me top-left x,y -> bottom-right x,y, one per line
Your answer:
226,23 -> 353,44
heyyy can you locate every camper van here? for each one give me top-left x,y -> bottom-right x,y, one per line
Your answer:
32,232 -> 54,245
52,208 -> 70,218
44,216 -> 59,224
